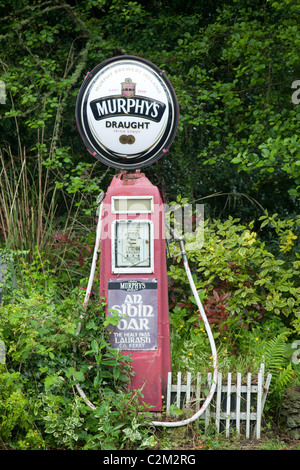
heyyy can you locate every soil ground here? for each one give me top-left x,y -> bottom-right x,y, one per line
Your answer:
155,425 -> 300,451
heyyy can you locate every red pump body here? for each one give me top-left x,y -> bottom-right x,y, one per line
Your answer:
99,172 -> 171,411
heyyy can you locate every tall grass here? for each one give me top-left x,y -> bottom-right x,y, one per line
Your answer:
0,146 -> 106,288
0,147 -> 58,257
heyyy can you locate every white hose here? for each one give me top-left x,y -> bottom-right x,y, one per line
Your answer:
151,229 -> 218,427
73,199 -> 218,427
73,195 -> 104,410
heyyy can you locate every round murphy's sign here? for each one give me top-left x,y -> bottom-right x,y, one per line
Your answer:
75,55 -> 179,170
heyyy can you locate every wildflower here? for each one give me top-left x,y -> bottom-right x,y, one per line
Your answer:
188,352 -> 192,356
255,337 -> 259,341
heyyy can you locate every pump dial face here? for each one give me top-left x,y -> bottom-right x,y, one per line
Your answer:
112,220 -> 153,273
75,55 -> 179,169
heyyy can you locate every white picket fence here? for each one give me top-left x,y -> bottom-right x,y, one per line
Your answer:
166,363 -> 272,438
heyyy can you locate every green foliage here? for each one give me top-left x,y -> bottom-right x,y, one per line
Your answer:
0,262 -> 154,450
16,429 -> 46,451
34,394 -> 85,450
82,392 -> 156,450
0,0 -> 299,219
168,209 -> 300,393
264,333 -> 295,402
170,214 -> 299,329
0,371 -> 31,444
0,147 -> 57,256
0,0 -> 299,447
0,146 -> 103,270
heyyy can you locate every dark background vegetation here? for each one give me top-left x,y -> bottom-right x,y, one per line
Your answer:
0,0 -> 299,450
0,0 -> 299,220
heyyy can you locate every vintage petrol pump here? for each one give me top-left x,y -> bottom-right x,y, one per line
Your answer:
75,56 -> 179,411
99,172 -> 170,410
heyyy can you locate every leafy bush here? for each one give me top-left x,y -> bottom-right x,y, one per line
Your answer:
0,0 -> 299,448
0,210 -> 299,447
0,371 -> 31,445
0,256 -> 155,450
168,210 -> 300,395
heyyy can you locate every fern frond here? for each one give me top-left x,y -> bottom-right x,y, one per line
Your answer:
263,333 -> 295,399
264,333 -> 288,375
274,362 -> 294,390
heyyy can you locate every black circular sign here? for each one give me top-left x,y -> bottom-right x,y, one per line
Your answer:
75,55 -> 179,170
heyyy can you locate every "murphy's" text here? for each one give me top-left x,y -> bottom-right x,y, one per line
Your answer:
90,96 -> 166,122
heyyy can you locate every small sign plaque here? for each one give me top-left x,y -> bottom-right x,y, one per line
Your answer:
75,55 -> 179,169
107,279 -> 158,351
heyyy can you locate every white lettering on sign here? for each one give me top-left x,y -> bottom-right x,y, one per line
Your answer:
105,121 -> 150,129
118,317 -> 150,331
108,279 -> 158,350
112,294 -> 154,317
91,97 -> 164,122
111,294 -> 154,331
113,332 -> 151,346
120,281 -> 146,291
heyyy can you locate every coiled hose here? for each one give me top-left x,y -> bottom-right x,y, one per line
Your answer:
151,226 -> 218,427
73,196 -> 218,426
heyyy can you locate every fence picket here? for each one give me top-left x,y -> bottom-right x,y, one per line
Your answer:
186,372 -> 191,407
165,364 -> 271,439
166,372 -> 172,415
215,372 -> 222,433
256,372 -> 263,439
236,373 -> 241,435
262,373 -> 272,410
246,373 -> 251,438
205,373 -> 212,430
225,373 -> 231,437
176,372 -> 181,409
